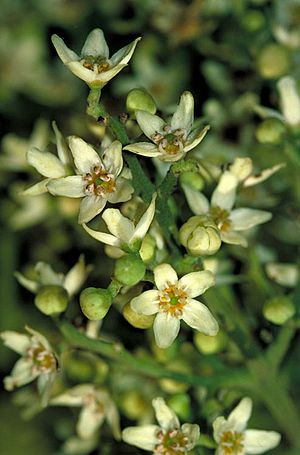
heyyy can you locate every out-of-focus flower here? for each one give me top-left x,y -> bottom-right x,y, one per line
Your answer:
124,91 -> 209,162
52,28 -> 140,88
213,397 -> 281,454
122,397 -> 200,453
265,262 -> 299,288
131,263 -> 218,348
277,76 -> 300,126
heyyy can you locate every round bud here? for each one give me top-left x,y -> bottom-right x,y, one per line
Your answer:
126,88 -> 157,115
114,254 -> 146,286
35,285 -> 68,315
167,394 -> 191,421
123,302 -> 155,329
241,10 -> 265,32
257,44 -> 290,79
263,296 -> 295,325
80,287 -> 112,320
120,391 -> 149,420
256,119 -> 286,144
179,171 -> 205,191
179,216 -> 221,256
194,331 -> 227,355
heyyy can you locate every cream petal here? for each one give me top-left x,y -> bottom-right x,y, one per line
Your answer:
103,396 -> 121,440
82,223 -> 121,247
244,163 -> 285,187
52,121 -> 71,166
244,429 -> 281,454
153,397 -> 180,431
278,76 -> 300,126
182,185 -> 210,215
211,171 -> 239,211
107,176 -> 133,203
230,209 -> 272,231
102,208 -> 135,243
110,37 -> 141,65
154,263 -> 178,290
27,148 -> 66,178
153,312 -> 181,348
4,358 -> 38,390
22,179 -> 50,196
68,136 -> 101,174
123,142 -> 161,157
122,425 -> 159,450
221,230 -> 248,247
0,331 -> 31,355
77,404 -> 104,439
184,125 -> 210,152
132,193 -> 157,242
14,271 -> 39,293
181,423 -> 201,449
135,111 -> 166,140
130,290 -> 160,315
213,416 -> 233,443
179,270 -> 215,298
35,262 -> 63,286
229,157 -> 253,182
66,61 -> 98,84
182,299 -> 219,335
78,195 -> 107,224
51,34 -> 79,63
102,141 -> 123,176
63,256 -> 89,297
50,390 -> 85,407
228,397 -> 252,432
81,28 -> 109,58
91,64 -> 128,85
47,176 -> 86,197
171,91 -> 194,132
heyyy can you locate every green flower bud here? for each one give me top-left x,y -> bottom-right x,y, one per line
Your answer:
179,171 -> 205,191
126,88 -> 157,115
167,394 -> 191,421
80,287 -> 112,320
263,296 -> 295,325
139,234 -> 156,263
159,360 -> 191,393
114,254 -> 146,286
256,119 -> 286,144
63,351 -> 97,383
194,330 -> 227,355
34,285 -> 68,315
257,44 -> 290,79
123,302 -> 155,328
120,391 -> 149,420
179,216 -> 221,256
241,10 -> 265,32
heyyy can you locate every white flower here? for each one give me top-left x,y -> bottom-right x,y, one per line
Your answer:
52,28 -> 141,88
183,162 -> 272,248
51,384 -> 120,440
1,327 -> 58,404
277,76 -> 300,126
122,397 -> 200,453
124,91 -> 209,162
47,137 -> 133,224
213,397 -> 281,454
82,192 -> 156,252
130,263 -> 218,348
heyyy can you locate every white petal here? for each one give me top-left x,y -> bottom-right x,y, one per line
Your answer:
181,423 -> 201,449
182,185 -> 210,215
123,142 -> 161,157
4,358 -> 38,390
52,121 -> 71,166
278,76 -> 300,125
135,110 -> 166,140
229,157 -> 253,182
228,397 -> 252,432
50,391 -> 84,407
77,404 -> 104,439
103,395 -> 121,440
102,141 -> 123,176
78,195 -> 107,224
244,429 -> 281,454
230,209 -> 272,231
64,256 -> 90,297
184,125 -> 210,152
132,193 -> 157,242
265,262 -> 299,288
81,28 -> 109,58
122,425 -> 159,450
82,223 -> 121,247
213,416 -> 232,443
51,34 -> 79,63
68,136 -> 101,174
221,230 -> 248,247
171,91 -> 194,132
47,176 -> 86,197
14,271 -> 39,293
102,208 -> 135,243
154,263 -> 178,290
0,331 -> 31,354
107,176 -> 134,203
65,61 -> 98,84
27,148 -> 66,178
179,270 -> 215,298
22,179 -> 50,196
110,37 -> 141,65
130,290 -> 160,315
153,397 -> 180,430
211,171 -> 239,211
35,262 -> 63,286
153,312 -> 181,348
182,299 -> 219,335
244,163 -> 286,187
91,64 -> 128,85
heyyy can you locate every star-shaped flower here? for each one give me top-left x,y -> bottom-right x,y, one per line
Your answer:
124,91 -> 209,162
122,397 -> 200,453
213,397 -> 281,454
52,28 -> 141,88
47,137 -> 133,224
130,263 -> 218,348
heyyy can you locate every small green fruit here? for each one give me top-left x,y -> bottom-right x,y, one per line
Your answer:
35,285 -> 68,315
114,254 -> 146,286
80,287 -> 112,320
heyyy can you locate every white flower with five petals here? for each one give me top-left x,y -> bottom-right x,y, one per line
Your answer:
52,28 -> 141,88
122,397 -> 200,453
130,263 -> 218,348
213,397 -> 281,454
124,91 -> 209,162
47,137 -> 133,224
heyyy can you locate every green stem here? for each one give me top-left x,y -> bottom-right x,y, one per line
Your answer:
265,324 -> 297,371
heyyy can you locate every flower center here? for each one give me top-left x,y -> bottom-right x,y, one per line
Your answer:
152,127 -> 186,156
27,344 -> 57,374
82,55 -> 111,73
155,428 -> 189,454
209,206 -> 232,233
220,431 -> 244,455
159,283 -> 187,318
84,166 -> 116,197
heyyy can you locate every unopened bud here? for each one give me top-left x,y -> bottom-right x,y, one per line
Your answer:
256,119 -> 286,144
80,287 -> 112,320
257,44 -> 290,79
114,254 -> 146,286
126,88 -> 157,116
123,302 -> 155,328
263,296 -> 295,325
35,285 -> 68,315
179,171 -> 205,191
179,216 -> 221,256
120,391 -> 149,419
167,394 -> 191,421
194,331 -> 227,355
